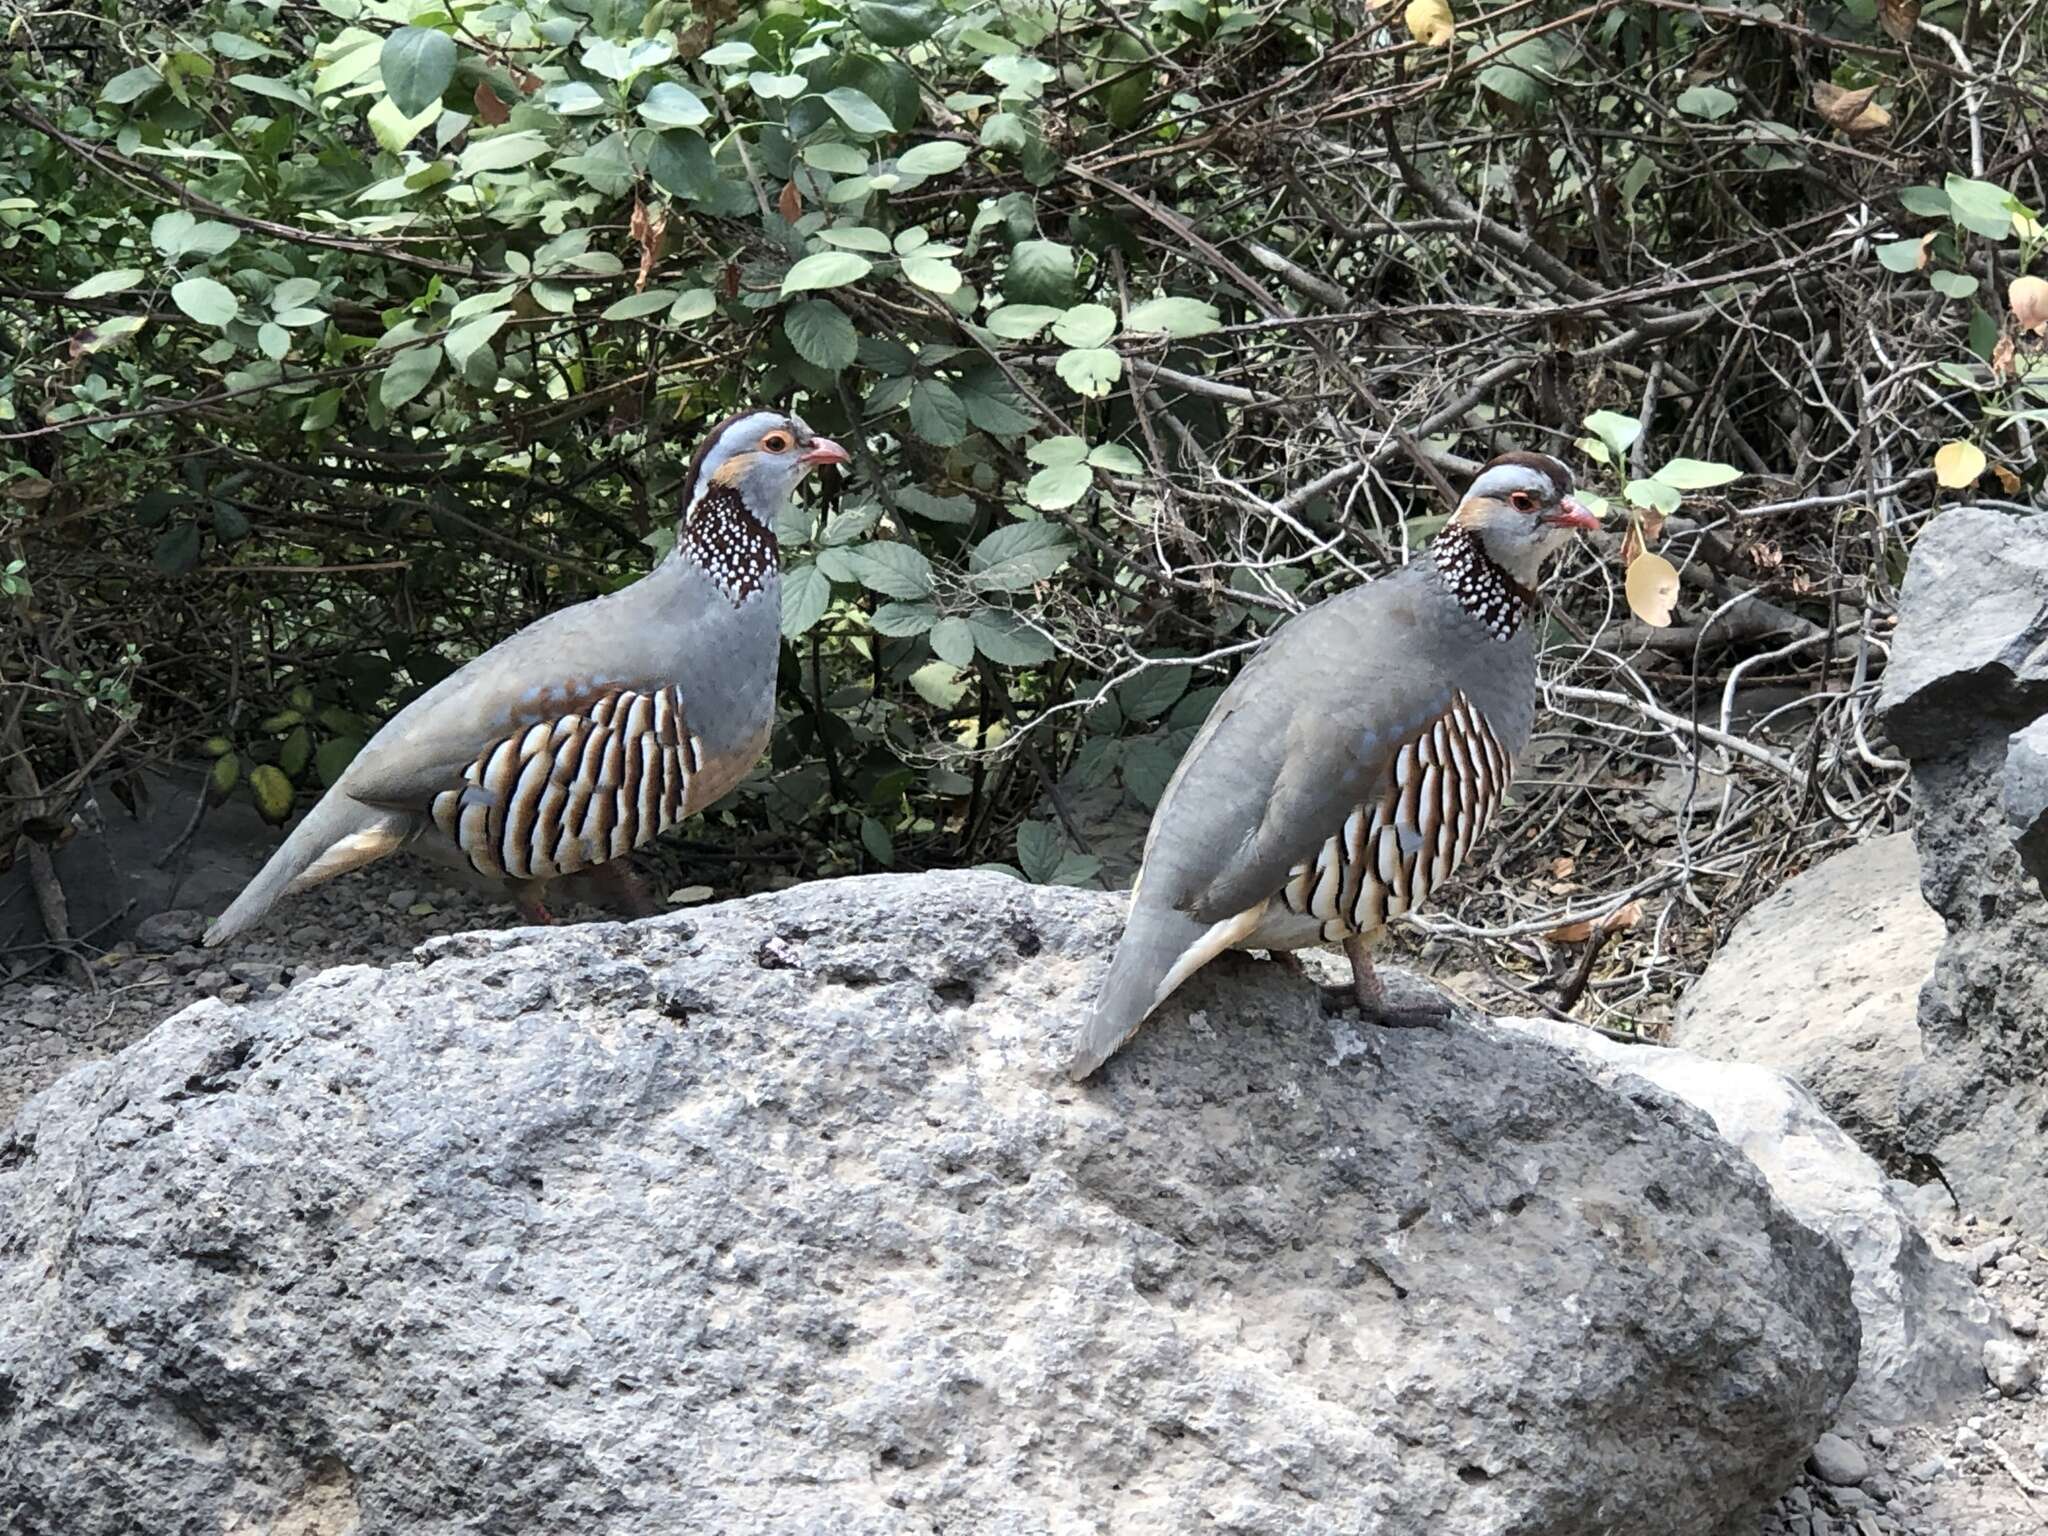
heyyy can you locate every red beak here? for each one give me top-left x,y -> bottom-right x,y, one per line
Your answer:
800,437 -> 849,468
1545,494 -> 1602,531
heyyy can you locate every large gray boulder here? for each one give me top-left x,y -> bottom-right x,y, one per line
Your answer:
1877,507 -> 2048,1231
0,873 -> 1857,1536
1672,833 -> 1938,1165
2006,714 -> 2048,895
1499,1018 -> 1991,1427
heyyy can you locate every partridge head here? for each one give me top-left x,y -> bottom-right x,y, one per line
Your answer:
1068,448 -> 1598,1077
203,408 -> 845,946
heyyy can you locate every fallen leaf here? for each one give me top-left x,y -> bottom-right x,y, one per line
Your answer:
1640,507 -> 1666,545
474,81 -> 510,125
513,68 -> 541,94
1550,855 -> 1577,879
1620,525 -> 1643,567
1812,81 -> 1891,134
778,178 -> 801,224
1878,0 -> 1919,40
1603,900 -> 1645,934
1992,334 -> 2017,380
1544,918 -> 1597,943
1915,232 -> 1936,271
1625,551 -> 1681,626
1403,0 -> 1456,46
2010,274 -> 2048,336
1994,464 -> 2022,494
1933,439 -> 1986,489
666,884 -> 715,905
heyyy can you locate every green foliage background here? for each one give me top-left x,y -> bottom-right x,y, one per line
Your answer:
1,0 -> 2040,913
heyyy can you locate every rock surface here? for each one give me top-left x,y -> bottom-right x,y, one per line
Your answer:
1498,1018 -> 1988,1427
0,873 -> 1857,1536
1878,506 -> 2048,1233
1673,833 -> 1937,1164
2006,715 -> 2048,896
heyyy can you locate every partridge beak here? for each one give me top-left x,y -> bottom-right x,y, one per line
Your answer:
1545,494 -> 1602,532
799,437 -> 849,468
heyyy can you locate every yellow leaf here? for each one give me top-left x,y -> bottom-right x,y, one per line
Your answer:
2010,274 -> 2048,337
1933,440 -> 1986,490
1403,0 -> 1456,46
1625,552 -> 1680,627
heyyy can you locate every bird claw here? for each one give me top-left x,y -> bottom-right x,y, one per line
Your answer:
1316,985 -> 1451,1030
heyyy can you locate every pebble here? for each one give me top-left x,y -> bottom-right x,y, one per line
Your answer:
192,969 -> 230,993
1868,1426 -> 1894,1451
1907,1456 -> 1950,1482
133,908 -> 205,951
1984,1337 -> 2040,1397
2005,1303 -> 2040,1337
387,887 -> 419,911
1810,1431 -> 1871,1487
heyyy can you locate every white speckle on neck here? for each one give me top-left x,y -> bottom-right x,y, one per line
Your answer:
682,485 -> 778,606
1431,524 -> 1533,643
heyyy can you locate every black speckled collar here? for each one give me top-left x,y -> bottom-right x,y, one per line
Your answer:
683,486 -> 778,606
1430,524 -> 1536,643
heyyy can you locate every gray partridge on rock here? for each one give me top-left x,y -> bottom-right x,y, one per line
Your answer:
204,410 -> 846,946
1068,451 -> 1599,1078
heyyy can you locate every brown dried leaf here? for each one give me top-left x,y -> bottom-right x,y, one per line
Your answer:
1625,552 -> 1680,627
1915,232 -> 1936,272
1879,0 -> 1920,41
1640,507 -> 1667,545
1602,900 -> 1645,935
1544,918 -> 1597,943
474,81 -> 510,125
778,179 -> 802,224
1619,525 -> 1643,567
1994,464 -> 2022,494
1992,334 -> 2017,380
1550,855 -> 1577,879
1811,81 -> 1891,135
513,68 -> 542,95
630,196 -> 668,293
722,261 -> 741,300
1546,899 -> 1646,945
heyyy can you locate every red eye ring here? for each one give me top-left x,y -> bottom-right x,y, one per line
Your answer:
762,433 -> 792,453
1510,490 -> 1536,512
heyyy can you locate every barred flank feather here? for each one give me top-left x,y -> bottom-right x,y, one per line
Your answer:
430,685 -> 702,883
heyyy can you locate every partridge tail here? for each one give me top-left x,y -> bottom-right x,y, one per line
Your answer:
204,793 -> 412,947
1067,894 -> 1266,1080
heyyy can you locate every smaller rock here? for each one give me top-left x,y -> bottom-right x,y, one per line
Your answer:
1810,1432 -> 1871,1487
2005,1303 -> 2039,1337
220,983 -> 251,1004
1953,1425 -> 1985,1453
1998,1252 -> 2030,1274
1828,1484 -> 1873,1511
1868,1426 -> 1894,1451
1985,1338 -> 2040,1397
168,947 -> 205,975
228,960 -> 286,988
134,908 -> 206,952
387,887 -> 419,911
192,969 -> 230,993
1907,1456 -> 1949,1483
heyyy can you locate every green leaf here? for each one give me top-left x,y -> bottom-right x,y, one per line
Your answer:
967,609 -> 1053,665
846,541 -> 934,598
984,304 -> 1062,339
1005,240 -> 1074,305
1899,185 -> 1951,218
231,74 -> 315,112
804,143 -> 871,176
1052,303 -> 1117,348
969,521 -> 1074,590
648,130 -> 718,202
379,343 -> 444,408
898,140 -> 970,176
824,86 -> 896,136
1583,409 -> 1642,463
782,563 -> 832,636
901,256 -> 962,295
1968,304 -> 1999,361
170,277 -> 238,327
783,299 -> 859,371
584,36 -> 673,82
820,225 -> 892,251
1089,443 -> 1143,473
368,95 -> 439,151
860,816 -> 895,866
150,210 -> 239,259
1477,31 -> 1560,109
909,661 -> 968,707
871,600 -> 938,636
102,66 -> 163,105
1624,478 -> 1683,515
1876,238 -> 1926,274
257,322 -> 289,360
955,370 -> 1035,436
782,250 -> 872,296
1121,741 -> 1179,809
671,289 -> 716,323
699,41 -> 758,66
749,71 -> 810,99
897,487 -> 976,524
1027,435 -> 1089,466
1945,175 -> 2015,240
1024,462 -> 1091,510
602,288 -> 681,321
1050,852 -> 1101,888
908,379 -> 969,445
1119,664 -> 1190,722
445,311 -> 509,369
1124,296 -> 1221,337
1652,457 -> 1743,490
381,26 -> 456,117
929,616 -> 976,664
460,131 -> 551,174
638,82 -> 709,129
1931,269 -> 1980,299
547,81 -> 609,116
853,0 -> 944,45
1675,83 -> 1738,121
248,764 -> 295,825
152,522 -> 201,575
1056,347 -> 1122,399
315,736 -> 363,787
1016,820 -> 1062,882
66,269 -> 144,300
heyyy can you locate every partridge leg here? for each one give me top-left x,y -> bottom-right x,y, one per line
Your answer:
1340,934 -> 1450,1029
581,858 -> 662,919
507,880 -> 554,926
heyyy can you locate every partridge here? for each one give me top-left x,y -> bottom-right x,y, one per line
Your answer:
1068,451 -> 1599,1079
204,410 -> 846,946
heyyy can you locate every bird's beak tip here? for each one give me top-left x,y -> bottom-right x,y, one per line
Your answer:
802,438 -> 850,468
1550,494 -> 1602,532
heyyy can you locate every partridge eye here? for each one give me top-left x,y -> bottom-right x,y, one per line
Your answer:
1510,490 -> 1537,513
762,432 -> 792,453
